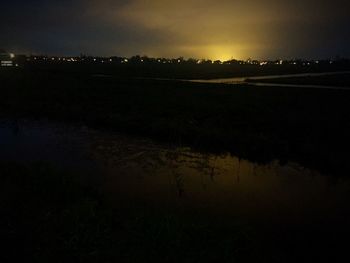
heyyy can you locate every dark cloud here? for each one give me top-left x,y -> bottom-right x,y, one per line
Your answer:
1,0 -> 349,59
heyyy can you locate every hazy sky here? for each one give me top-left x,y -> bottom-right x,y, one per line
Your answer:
1,0 -> 350,60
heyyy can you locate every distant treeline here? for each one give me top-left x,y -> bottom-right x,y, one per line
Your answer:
8,54 -> 350,80
13,54 -> 350,66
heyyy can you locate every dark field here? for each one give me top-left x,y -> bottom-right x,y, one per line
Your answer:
2,67 -> 350,262
1,68 -> 350,174
3,160 -> 349,263
0,161 -> 254,263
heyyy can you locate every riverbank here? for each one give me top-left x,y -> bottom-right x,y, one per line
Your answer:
1,160 -> 257,263
2,124 -> 350,262
1,68 -> 350,175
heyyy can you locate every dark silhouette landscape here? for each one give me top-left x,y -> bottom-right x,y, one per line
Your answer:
1,0 -> 350,262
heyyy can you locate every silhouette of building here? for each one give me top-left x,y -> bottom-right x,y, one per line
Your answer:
0,49 -> 14,67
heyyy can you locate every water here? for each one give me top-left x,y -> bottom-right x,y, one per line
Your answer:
3,119 -> 350,260
0,119 -> 93,168
191,71 -> 350,90
250,82 -> 350,90
1,119 -> 350,226
92,71 -> 350,90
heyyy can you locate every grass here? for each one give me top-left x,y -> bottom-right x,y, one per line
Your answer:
0,161 -> 252,263
1,68 -> 350,175
2,66 -> 350,262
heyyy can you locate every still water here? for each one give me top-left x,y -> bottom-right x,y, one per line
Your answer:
191,71 -> 350,90
1,119 -> 350,226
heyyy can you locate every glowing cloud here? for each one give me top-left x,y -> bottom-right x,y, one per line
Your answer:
1,0 -> 349,59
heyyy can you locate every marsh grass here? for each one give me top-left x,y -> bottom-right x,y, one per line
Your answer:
1,69 -> 350,175
0,161 -> 252,262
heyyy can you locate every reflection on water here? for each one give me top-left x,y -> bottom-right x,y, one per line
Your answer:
191,71 -> 350,90
191,71 -> 350,83
1,119 -> 350,225
95,145 -> 350,225
0,119 -> 93,168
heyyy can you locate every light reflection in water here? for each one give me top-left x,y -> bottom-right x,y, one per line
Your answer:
91,138 -> 350,225
1,119 -> 350,225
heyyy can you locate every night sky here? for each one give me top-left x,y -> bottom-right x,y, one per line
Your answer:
2,0 -> 350,60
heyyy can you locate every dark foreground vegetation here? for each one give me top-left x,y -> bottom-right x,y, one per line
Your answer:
2,162 -> 349,263
1,68 -> 350,175
0,161 -> 251,263
2,66 -> 350,262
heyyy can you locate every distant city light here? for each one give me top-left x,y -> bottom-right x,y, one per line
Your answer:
1,61 -> 13,67
7,54 -> 341,69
